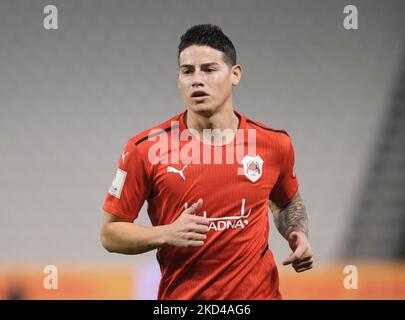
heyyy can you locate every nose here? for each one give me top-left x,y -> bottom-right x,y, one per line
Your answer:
191,70 -> 204,88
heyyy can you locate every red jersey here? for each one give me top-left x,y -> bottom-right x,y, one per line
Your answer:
103,110 -> 298,299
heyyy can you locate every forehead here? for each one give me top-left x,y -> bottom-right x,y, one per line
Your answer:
179,45 -> 225,65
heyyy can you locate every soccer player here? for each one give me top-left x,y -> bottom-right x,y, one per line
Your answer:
101,24 -> 313,299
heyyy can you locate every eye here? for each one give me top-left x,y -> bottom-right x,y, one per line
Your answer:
205,68 -> 216,73
182,69 -> 192,74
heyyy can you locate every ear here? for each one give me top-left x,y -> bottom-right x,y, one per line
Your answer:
231,64 -> 243,86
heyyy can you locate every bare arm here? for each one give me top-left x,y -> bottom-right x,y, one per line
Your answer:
100,199 -> 209,255
269,191 -> 308,240
269,191 -> 313,272
100,213 -> 169,254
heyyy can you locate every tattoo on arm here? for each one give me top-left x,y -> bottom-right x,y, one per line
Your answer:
269,192 -> 308,240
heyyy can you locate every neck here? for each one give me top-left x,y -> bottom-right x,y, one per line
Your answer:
185,104 -> 240,145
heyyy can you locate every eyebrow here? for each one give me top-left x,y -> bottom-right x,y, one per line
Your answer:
179,62 -> 220,69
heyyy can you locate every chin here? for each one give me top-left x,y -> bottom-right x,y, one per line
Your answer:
189,102 -> 219,117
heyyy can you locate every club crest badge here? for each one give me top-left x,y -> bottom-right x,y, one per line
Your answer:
242,155 -> 264,183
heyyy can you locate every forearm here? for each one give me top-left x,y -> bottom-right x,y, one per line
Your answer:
269,192 -> 308,240
101,222 -> 169,255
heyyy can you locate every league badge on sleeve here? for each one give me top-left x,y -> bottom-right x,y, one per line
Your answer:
242,155 -> 264,183
108,168 -> 127,198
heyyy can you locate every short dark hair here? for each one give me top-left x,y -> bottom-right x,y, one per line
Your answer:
178,24 -> 237,66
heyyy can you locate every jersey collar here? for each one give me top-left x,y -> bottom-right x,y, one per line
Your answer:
178,108 -> 247,132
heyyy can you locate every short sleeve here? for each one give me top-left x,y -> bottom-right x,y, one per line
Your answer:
269,135 -> 299,207
103,140 -> 152,222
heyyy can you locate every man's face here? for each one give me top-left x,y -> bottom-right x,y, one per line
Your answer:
177,45 -> 241,117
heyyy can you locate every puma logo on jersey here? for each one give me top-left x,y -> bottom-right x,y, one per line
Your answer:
167,165 -> 188,180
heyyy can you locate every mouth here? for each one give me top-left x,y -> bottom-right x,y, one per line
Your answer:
191,90 -> 209,102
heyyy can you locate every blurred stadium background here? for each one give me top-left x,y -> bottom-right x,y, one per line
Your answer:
0,0 -> 404,299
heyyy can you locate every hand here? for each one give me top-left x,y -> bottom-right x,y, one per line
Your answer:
165,199 -> 210,247
282,231 -> 314,272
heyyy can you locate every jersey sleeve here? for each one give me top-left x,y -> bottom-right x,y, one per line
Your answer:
269,135 -> 299,207
102,140 -> 152,222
